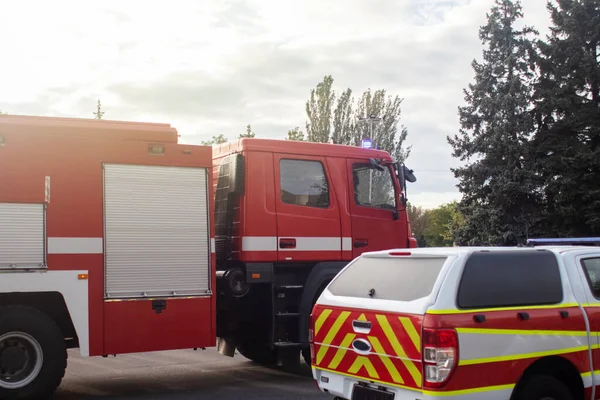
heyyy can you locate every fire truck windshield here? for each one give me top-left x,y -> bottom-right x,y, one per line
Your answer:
352,163 -> 396,210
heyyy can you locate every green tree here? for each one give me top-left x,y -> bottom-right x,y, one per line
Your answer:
239,124 -> 256,138
423,202 -> 463,247
286,127 -> 305,141
306,75 -> 335,143
448,0 -> 540,246
305,76 -> 411,163
201,133 -> 228,146
406,203 -> 429,247
531,0 -> 600,236
93,99 -> 105,119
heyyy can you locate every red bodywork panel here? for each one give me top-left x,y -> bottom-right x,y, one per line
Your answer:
212,139 -> 414,264
423,305 -> 591,393
0,115 -> 216,356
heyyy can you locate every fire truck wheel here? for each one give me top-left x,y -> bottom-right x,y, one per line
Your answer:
0,306 -> 67,400
236,342 -> 277,365
515,374 -> 573,400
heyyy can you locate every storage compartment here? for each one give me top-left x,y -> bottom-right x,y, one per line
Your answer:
103,164 -> 211,298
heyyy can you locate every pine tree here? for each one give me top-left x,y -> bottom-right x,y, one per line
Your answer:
447,0 -> 540,245
239,124 -> 256,138
93,99 -> 105,119
531,0 -> 600,236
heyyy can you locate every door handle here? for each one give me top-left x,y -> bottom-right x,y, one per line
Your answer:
354,239 -> 368,248
279,238 -> 296,249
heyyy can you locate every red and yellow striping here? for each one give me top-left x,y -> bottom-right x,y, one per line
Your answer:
312,305 -> 424,391
313,303 -> 600,396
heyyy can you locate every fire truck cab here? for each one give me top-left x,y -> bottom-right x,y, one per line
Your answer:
212,138 -> 416,366
0,115 -> 215,400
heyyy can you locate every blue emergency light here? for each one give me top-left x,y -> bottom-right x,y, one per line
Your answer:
526,238 -> 600,247
361,138 -> 373,149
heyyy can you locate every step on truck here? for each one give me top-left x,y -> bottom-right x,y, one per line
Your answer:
310,239 -> 600,400
0,114 -> 417,399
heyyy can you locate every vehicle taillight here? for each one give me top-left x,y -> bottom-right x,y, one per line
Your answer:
422,328 -> 458,388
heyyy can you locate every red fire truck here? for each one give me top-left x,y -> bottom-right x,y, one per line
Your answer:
0,114 -> 416,399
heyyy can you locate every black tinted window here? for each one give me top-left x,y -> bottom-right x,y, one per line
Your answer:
280,159 -> 329,208
352,164 -> 396,210
582,258 -> 600,298
457,250 -> 563,309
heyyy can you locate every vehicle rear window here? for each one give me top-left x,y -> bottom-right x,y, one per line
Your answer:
581,258 -> 600,298
457,250 -> 563,309
327,256 -> 447,302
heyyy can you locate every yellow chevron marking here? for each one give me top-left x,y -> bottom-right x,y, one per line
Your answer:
399,317 -> 421,353
316,311 -> 351,365
376,314 -> 422,385
457,327 -> 588,336
327,333 -> 355,370
348,356 -> 379,379
357,313 -> 367,321
368,336 -> 404,384
315,309 -> 332,336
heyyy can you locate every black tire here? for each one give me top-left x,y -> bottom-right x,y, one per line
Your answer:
515,374 -> 573,400
0,306 -> 67,400
236,342 -> 277,365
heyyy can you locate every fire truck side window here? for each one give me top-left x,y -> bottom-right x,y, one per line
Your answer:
352,164 -> 396,210
280,159 -> 330,208
456,250 -> 563,309
581,258 -> 600,298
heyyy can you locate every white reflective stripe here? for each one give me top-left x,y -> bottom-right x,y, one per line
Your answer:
241,236 -> 353,252
242,236 -> 278,251
342,237 -> 352,251
47,237 -> 103,254
458,332 -> 590,365
211,238 -> 216,253
280,237 -> 340,252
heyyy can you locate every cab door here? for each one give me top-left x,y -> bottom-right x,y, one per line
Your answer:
273,154 -> 342,262
346,158 -> 406,258
573,253 -> 600,394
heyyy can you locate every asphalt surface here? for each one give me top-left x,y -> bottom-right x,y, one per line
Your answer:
55,349 -> 330,400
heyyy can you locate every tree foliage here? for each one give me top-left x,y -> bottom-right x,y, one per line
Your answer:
306,75 -> 334,143
448,0 -> 540,246
304,75 -> 411,163
286,127 -> 305,141
239,124 -> 256,138
201,133 -> 228,146
531,0 -> 600,236
93,99 -> 105,120
407,201 -> 463,247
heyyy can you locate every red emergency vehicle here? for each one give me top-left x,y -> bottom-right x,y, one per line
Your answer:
211,138 -> 417,366
0,114 -> 416,399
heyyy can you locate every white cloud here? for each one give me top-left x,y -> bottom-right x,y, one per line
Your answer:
0,0 -> 551,208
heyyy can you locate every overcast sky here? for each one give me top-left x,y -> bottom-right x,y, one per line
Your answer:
0,0 -> 552,209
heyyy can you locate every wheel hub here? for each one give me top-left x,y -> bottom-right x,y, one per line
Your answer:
0,341 -> 28,375
0,332 -> 43,389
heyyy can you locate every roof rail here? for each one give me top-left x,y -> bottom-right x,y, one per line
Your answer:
526,238 -> 600,247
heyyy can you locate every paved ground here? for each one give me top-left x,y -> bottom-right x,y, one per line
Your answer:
55,349 -> 330,400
